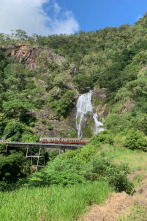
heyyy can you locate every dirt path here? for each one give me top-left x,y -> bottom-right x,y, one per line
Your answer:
79,172 -> 147,221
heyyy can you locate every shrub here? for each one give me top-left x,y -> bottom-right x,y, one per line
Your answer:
0,153 -> 28,190
47,121 -> 53,130
82,156 -> 133,194
90,130 -> 114,146
3,120 -> 25,141
0,142 -> 6,154
29,149 -> 133,194
29,158 -> 85,187
21,132 -> 39,142
124,129 -> 147,151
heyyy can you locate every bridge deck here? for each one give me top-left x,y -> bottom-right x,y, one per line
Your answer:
5,142 -> 85,149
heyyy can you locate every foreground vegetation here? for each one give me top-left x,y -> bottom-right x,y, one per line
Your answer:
0,136 -> 146,220
0,181 -> 112,221
0,130 -> 146,220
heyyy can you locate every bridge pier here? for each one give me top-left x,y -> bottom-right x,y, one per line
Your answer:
26,145 -> 45,170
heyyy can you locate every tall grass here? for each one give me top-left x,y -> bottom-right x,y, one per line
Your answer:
0,181 -> 112,221
97,145 -> 147,171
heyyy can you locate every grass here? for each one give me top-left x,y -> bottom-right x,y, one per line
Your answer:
118,203 -> 147,221
95,144 -> 147,188
0,137 -> 146,220
97,145 -> 147,171
0,181 -> 112,221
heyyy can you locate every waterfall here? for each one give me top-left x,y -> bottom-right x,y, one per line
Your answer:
76,91 -> 104,138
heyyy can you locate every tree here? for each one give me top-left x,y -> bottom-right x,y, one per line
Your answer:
2,100 -> 32,121
14,29 -> 28,40
3,120 -> 25,141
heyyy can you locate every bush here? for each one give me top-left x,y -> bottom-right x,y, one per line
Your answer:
82,156 -> 133,194
0,142 -> 6,154
0,153 -> 28,190
29,148 -> 133,194
3,120 -> 25,141
21,132 -> 39,142
90,130 -> 114,145
47,121 -> 53,130
124,129 -> 147,151
29,158 -> 85,187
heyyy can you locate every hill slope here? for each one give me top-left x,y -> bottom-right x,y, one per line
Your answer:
0,13 -> 147,140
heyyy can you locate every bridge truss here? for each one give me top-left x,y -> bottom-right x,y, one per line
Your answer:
5,142 -> 85,170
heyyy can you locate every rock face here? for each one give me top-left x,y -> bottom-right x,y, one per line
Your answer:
2,42 -> 66,71
1,42 -> 79,138
92,88 -> 107,100
29,109 -> 76,138
2,42 -> 79,96
119,99 -> 135,114
92,88 -> 109,118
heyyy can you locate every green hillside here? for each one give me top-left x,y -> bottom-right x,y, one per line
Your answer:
0,13 -> 147,140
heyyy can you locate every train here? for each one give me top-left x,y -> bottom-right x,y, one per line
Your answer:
39,137 -> 90,145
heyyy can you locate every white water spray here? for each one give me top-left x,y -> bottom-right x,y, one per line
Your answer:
76,91 -> 104,138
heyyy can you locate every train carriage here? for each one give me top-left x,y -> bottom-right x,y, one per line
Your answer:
39,137 -> 90,144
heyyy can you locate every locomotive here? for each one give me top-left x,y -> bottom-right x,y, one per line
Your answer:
39,137 -> 90,145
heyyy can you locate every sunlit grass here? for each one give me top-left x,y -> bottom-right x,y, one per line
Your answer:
97,145 -> 147,171
118,203 -> 147,221
0,181 -> 112,221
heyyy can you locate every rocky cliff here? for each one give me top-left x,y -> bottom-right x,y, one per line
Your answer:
1,42 -> 79,138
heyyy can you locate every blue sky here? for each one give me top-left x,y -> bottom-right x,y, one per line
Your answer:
57,0 -> 147,32
0,0 -> 146,36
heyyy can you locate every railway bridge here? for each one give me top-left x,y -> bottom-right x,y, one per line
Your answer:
5,141 -> 86,169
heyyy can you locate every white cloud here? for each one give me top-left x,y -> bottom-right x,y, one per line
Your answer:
136,14 -> 143,21
0,0 -> 79,36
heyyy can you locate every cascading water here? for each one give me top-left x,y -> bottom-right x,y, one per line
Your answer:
76,91 -> 104,138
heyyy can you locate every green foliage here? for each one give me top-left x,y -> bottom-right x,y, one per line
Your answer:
105,113 -> 136,134
21,132 -> 39,142
29,142 -> 133,194
13,29 -> 28,40
136,114 -> 147,135
124,129 -> 147,151
4,64 -> 27,92
2,99 -> 32,121
47,121 -> 53,130
0,153 -> 28,190
73,72 -> 93,93
49,89 -> 74,118
0,181 -> 112,221
61,61 -> 70,70
0,50 -> 8,71
69,130 -> 77,138
29,158 -> 85,187
3,120 -> 25,141
0,142 -> 6,154
0,13 -> 147,137
90,130 -> 114,146
82,156 -> 133,194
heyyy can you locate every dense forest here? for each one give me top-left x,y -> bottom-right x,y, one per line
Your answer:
0,12 -> 147,221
